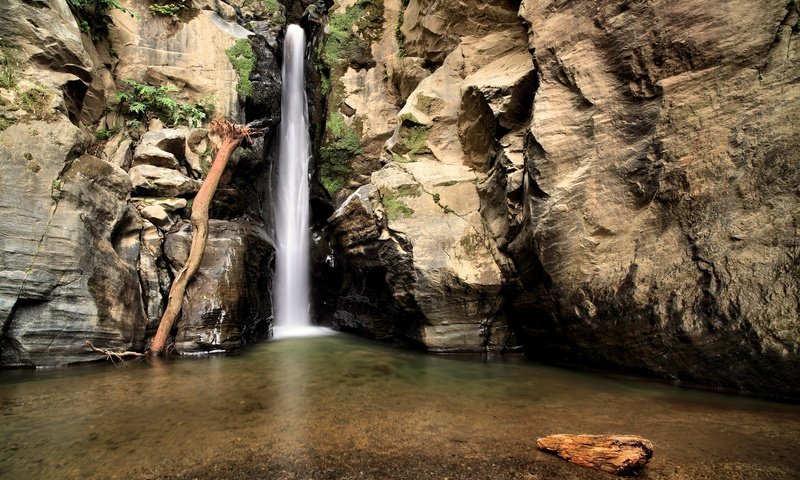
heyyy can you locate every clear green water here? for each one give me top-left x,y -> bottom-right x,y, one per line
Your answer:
1,334 -> 799,479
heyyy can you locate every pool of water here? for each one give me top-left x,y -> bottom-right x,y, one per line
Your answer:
2,333 -> 799,479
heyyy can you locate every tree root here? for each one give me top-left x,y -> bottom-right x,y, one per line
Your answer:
85,341 -> 144,366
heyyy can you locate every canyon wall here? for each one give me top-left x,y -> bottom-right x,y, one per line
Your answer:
319,0 -> 800,397
0,0 -> 283,365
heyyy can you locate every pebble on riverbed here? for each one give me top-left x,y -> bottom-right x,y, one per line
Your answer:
536,434 -> 654,476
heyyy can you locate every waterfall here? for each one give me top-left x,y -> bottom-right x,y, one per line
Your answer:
273,24 -> 314,338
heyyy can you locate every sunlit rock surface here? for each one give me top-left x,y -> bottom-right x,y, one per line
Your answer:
509,0 -> 800,397
320,0 -> 800,398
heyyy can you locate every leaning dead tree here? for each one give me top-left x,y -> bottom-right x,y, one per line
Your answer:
149,118 -> 264,355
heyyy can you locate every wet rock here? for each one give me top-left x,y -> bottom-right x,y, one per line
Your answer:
129,165 -> 201,197
537,434 -> 654,476
164,220 -> 274,354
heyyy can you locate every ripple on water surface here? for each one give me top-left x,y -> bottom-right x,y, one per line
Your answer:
1,333 -> 799,479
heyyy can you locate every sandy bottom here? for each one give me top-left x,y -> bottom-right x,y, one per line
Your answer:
2,334 -> 799,479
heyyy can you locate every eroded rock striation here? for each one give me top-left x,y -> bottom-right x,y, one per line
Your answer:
510,0 -> 800,398
318,0 -> 800,397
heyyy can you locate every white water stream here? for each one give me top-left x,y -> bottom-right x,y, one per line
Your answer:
273,24 -> 325,339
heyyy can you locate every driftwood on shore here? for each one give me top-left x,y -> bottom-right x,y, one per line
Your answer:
537,434 -> 654,476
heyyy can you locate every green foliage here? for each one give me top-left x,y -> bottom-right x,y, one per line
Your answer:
320,75 -> 330,96
95,128 -> 118,140
116,79 -> 213,128
66,0 -> 139,41
18,85 -> 55,121
320,112 -> 363,195
431,191 -> 454,214
0,37 -> 21,88
226,39 -> 255,98
394,185 -> 421,198
149,3 -> 184,17
382,194 -> 414,220
323,0 -> 383,68
326,112 -> 362,153
380,186 -> 419,221
51,178 -> 63,201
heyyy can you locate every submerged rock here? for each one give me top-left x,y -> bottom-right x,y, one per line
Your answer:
537,434 -> 654,476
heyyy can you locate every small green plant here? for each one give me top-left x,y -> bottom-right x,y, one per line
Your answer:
0,37 -> 21,88
431,191 -> 454,214
149,3 -> 184,17
226,39 -> 255,97
66,0 -> 139,41
382,194 -> 414,220
95,127 -> 118,140
116,79 -> 212,128
18,85 -> 55,121
51,178 -> 63,201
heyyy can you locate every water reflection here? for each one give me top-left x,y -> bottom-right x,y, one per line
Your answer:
1,334 -> 799,479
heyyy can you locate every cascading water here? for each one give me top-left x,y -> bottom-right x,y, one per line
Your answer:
273,24 -> 318,338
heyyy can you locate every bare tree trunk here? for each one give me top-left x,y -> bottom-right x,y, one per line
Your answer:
149,119 -> 253,354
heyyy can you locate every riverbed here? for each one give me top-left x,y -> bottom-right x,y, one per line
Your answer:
2,333 -> 799,479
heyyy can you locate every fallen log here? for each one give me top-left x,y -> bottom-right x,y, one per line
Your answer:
537,434 -> 654,476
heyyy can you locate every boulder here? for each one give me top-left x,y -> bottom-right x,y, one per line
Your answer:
164,220 -> 274,354
0,121 -> 147,365
132,144 -> 180,170
129,164 -> 201,197
138,129 -> 187,160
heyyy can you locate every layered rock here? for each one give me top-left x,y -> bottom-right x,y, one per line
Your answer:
0,0 -> 282,366
0,122 -> 147,365
321,0 -> 532,353
509,0 -> 800,397
320,0 -> 800,398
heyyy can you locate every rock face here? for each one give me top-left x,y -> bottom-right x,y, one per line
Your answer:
319,0 -> 800,397
0,122 -> 147,365
508,0 -> 800,398
164,220 -> 274,354
320,0 -> 531,353
109,1 -> 252,120
0,0 -> 283,366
